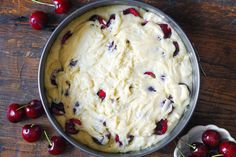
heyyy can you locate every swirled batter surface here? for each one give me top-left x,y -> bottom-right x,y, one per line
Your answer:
44,5 -> 192,152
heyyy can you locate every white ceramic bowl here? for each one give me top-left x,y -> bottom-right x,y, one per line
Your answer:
174,125 -> 236,157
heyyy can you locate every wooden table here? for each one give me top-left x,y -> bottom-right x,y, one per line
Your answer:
0,0 -> 235,156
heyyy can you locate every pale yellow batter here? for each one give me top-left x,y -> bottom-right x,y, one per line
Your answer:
44,5 -> 192,152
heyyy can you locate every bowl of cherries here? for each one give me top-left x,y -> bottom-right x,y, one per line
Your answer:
174,125 -> 236,157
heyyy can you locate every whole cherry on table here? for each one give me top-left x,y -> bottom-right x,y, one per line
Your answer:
31,0 -> 71,14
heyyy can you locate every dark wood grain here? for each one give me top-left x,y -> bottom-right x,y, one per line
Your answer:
0,0 -> 236,157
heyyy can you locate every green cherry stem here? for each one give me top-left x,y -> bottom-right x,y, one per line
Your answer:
177,138 -> 196,150
212,154 -> 224,157
30,124 -> 34,128
16,104 -> 28,111
31,0 -> 54,7
177,138 -> 192,147
178,148 -> 186,157
44,130 -> 52,146
186,143 -> 196,150
174,139 -> 186,157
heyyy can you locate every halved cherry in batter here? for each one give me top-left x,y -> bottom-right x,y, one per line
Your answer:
144,71 -> 156,78
61,31 -> 72,45
115,134 -> 123,146
97,89 -> 106,101
173,41 -> 179,57
154,119 -> 168,135
65,118 -> 81,134
107,14 -> 115,27
123,8 -> 140,17
159,24 -> 172,39
51,102 -> 65,115
89,15 -> 107,29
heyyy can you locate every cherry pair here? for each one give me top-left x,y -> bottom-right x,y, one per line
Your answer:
185,129 -> 236,157
22,124 -> 66,155
188,141 -> 236,157
29,0 -> 71,30
7,99 -> 44,122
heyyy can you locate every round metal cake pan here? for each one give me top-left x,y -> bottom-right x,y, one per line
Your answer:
38,0 -> 200,156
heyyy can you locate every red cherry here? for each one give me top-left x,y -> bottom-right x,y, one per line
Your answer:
61,31 -> 72,45
123,8 -> 140,17
43,130 -> 66,155
154,119 -> 168,135
202,129 -> 221,148
89,15 -> 107,29
53,0 -> 71,14
70,118 -> 82,125
144,71 -> 156,78
159,23 -> 172,38
48,136 -> 66,155
65,120 -> 78,134
97,89 -> 106,101
106,14 -> 115,27
29,11 -> 48,30
31,0 -> 70,14
115,134 -> 120,143
173,41 -> 179,57
115,134 -> 123,146
25,99 -> 44,118
51,102 -> 65,115
7,103 -> 25,123
219,141 -> 236,157
22,124 -> 42,142
65,118 -> 81,134
189,142 -> 208,157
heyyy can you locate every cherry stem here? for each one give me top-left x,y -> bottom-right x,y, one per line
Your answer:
15,22 -> 29,25
212,154 -> 224,157
44,130 -> 52,146
30,124 -> 34,128
174,139 -> 186,157
177,138 -> 196,150
15,21 -> 58,27
31,0 -> 54,7
177,148 -> 186,157
16,104 -> 28,111
186,143 -> 196,150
